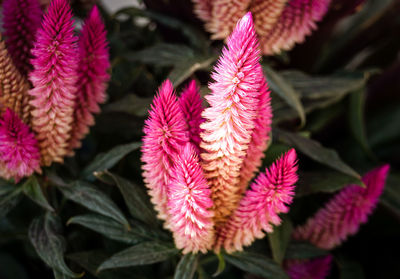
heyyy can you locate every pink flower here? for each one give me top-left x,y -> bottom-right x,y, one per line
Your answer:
168,143 -> 214,254
0,109 -> 40,182
141,80 -> 189,223
179,80 -> 204,154
2,0 -> 42,76
285,255 -> 333,279
215,149 -> 298,252
28,0 -> 79,166
293,165 -> 390,250
200,12 -> 264,225
68,5 -> 111,154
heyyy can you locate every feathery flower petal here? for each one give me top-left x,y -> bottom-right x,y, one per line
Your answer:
238,77 -> 272,192
0,109 -> 40,182
179,80 -> 204,154
192,0 -> 212,21
293,165 -> 390,250
215,149 -> 298,252
168,143 -> 214,254
200,12 -> 264,225
141,80 -> 189,223
68,5 -> 110,154
0,34 -> 31,123
28,0 -> 79,166
285,255 -> 333,279
2,0 -> 42,76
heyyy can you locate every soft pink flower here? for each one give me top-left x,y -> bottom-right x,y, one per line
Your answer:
68,5 -> 110,154
2,0 -> 42,76
141,80 -> 189,223
179,80 -> 204,154
215,149 -> 298,252
285,255 -> 333,279
293,165 -> 390,250
28,0 -> 79,166
168,143 -> 214,254
0,109 -> 40,182
200,12 -> 264,225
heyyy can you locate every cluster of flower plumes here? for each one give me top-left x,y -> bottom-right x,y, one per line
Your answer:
0,0 -> 110,182
142,12 -> 299,254
192,0 -> 332,55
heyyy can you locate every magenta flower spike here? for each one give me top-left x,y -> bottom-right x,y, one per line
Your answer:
293,165 -> 390,250
68,5 -> 111,154
28,0 -> 79,166
215,149 -> 298,252
141,80 -> 189,223
179,80 -> 204,154
200,12 -> 264,225
2,0 -> 42,76
285,255 -> 333,279
0,109 -> 40,182
238,76 -> 272,192
168,143 -> 214,254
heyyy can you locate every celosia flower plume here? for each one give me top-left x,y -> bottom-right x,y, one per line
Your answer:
215,149 -> 298,252
192,0 -> 332,55
200,12 -> 264,225
2,0 -> 42,76
29,0 -> 79,166
68,5 -> 111,154
293,165 -> 390,250
168,143 -> 214,254
0,109 -> 40,182
285,255 -> 333,279
141,80 -> 189,222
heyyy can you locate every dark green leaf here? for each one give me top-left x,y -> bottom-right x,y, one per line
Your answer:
0,182 -> 22,219
68,250 -> 109,276
54,270 -> 73,279
103,94 -> 152,117
381,174 -> 400,217
264,65 -> 305,126
22,176 -> 54,212
274,128 -> 362,181
100,172 -> 157,226
28,213 -> 82,278
212,253 -> 226,277
67,214 -> 143,245
81,142 -> 141,180
268,217 -> 293,264
97,241 -> 178,271
285,243 -> 329,259
174,253 -> 198,279
224,252 -> 289,279
59,181 -> 129,227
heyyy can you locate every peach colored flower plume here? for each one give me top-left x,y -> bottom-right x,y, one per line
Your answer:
285,255 -> 333,279
293,165 -> 390,250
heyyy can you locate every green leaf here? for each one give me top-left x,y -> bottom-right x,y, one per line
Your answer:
59,181 -> 129,228
81,142 -> 141,180
224,252 -> 289,279
68,250 -> 109,276
264,65 -> 305,126
381,174 -> 400,217
174,253 -> 198,279
0,182 -> 22,219
212,253 -> 226,277
274,128 -> 362,181
54,270 -> 73,279
99,172 -> 157,226
103,94 -> 152,117
22,176 -> 54,212
97,242 -> 178,271
28,213 -> 82,278
268,217 -> 293,264
67,214 -> 143,245
285,243 -> 329,259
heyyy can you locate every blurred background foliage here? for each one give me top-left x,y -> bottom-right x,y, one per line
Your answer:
0,0 -> 399,278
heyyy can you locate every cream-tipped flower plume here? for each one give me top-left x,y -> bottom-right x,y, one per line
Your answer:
200,12 -> 264,225
192,0 -> 332,55
293,165 -> 390,250
285,255 -> 333,279
0,109 -> 40,182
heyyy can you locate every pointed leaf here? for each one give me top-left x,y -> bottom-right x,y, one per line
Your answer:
0,182 -> 22,218
28,213 -> 82,278
285,243 -> 329,259
212,253 -> 226,277
22,176 -> 54,212
59,181 -> 129,227
103,94 -> 152,117
98,241 -> 178,271
268,217 -> 293,264
81,142 -> 141,180
224,252 -> 289,279
174,253 -> 198,279
67,250 -> 109,276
